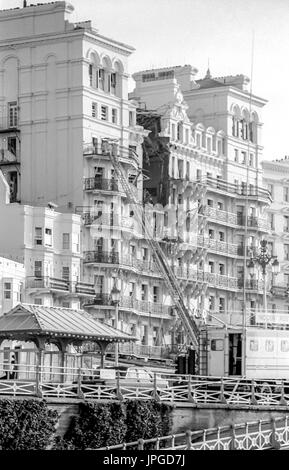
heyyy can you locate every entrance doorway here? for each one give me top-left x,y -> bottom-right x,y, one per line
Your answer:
229,333 -> 242,375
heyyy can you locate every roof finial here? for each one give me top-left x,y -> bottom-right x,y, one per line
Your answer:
205,58 -> 212,79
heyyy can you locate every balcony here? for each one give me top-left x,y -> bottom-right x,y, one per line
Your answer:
271,284 -> 289,297
83,212 -> 120,226
84,177 -> 119,192
83,251 -> 120,265
84,294 -> 171,317
26,276 -> 69,292
82,212 -> 136,232
172,267 -> 238,290
197,176 -> 271,203
205,272 -> 238,290
237,245 -> 259,257
83,143 -> 111,157
83,143 -> 139,167
208,309 -> 289,329
237,278 -> 264,291
203,206 -> 270,231
75,281 -> 95,296
204,237 -> 239,256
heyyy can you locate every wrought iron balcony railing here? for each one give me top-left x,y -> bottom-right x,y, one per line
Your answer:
172,267 -> 238,289
82,212 -> 135,231
84,177 -> 119,192
197,176 -> 271,202
271,284 -> 289,297
84,293 -> 171,316
83,143 -> 139,166
83,251 -> 120,264
203,206 -> 270,231
237,278 -> 264,290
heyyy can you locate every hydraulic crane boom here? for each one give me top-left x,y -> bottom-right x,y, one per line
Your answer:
108,147 -> 199,351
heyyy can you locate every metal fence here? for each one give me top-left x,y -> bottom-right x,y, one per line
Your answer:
97,416 -> 289,450
2,364 -> 289,407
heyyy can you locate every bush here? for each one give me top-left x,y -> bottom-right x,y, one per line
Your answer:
0,399 -> 58,450
63,401 -> 127,450
126,400 -> 173,446
59,400 -> 173,450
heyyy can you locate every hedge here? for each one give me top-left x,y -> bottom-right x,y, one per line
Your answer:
0,399 -> 58,450
0,399 -> 173,450
55,400 -> 173,450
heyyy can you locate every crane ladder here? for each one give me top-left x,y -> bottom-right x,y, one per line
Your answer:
108,148 -> 199,351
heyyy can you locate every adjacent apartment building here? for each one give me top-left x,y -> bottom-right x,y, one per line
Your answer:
0,1 -> 173,356
263,157 -> 289,313
130,65 -> 273,375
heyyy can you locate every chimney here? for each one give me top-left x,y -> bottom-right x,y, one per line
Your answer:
23,0 -> 27,7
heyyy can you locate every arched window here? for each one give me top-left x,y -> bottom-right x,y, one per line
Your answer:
249,111 -> 259,144
112,60 -> 124,97
177,122 -> 183,142
87,51 -> 100,89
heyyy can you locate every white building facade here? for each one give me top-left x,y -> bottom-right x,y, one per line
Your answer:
263,158 -> 289,312
131,65 -> 273,375
0,1 -> 173,355
0,256 -> 24,316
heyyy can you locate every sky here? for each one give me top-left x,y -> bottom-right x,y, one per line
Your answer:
0,0 -> 288,161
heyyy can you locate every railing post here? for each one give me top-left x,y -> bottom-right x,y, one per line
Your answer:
250,380 -> 258,405
138,439 -> 144,450
153,372 -> 160,401
230,424 -> 236,450
116,369 -> 123,401
279,380 -> 287,406
188,374 -> 195,403
270,418 -> 281,450
77,368 -> 84,399
171,434 -> 175,449
35,363 -> 43,398
185,430 -> 192,450
218,377 -> 227,404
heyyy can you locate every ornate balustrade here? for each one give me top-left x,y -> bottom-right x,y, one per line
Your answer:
25,276 -> 69,291
3,366 -> 289,415
197,176 -> 271,203
203,206 -> 270,231
84,177 -> 119,192
97,416 -> 289,451
84,293 -> 171,316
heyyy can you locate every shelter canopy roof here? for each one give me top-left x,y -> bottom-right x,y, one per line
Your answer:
0,304 -> 135,344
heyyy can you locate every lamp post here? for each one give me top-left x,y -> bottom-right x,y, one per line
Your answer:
248,240 -> 279,317
111,281 -> 121,367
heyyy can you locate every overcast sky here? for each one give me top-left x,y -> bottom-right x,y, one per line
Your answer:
1,0 -> 288,161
